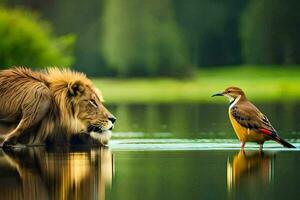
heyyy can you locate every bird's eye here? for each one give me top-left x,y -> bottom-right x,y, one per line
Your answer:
89,99 -> 98,108
228,90 -> 231,93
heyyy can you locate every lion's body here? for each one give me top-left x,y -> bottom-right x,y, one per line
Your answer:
0,67 -> 116,146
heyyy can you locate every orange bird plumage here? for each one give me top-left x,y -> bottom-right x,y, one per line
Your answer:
212,86 -> 295,149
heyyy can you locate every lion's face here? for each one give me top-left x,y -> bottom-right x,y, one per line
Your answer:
69,82 -> 116,145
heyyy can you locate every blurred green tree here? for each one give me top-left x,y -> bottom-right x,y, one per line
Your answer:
240,0 -> 300,64
173,0 -> 247,67
44,0 -> 109,76
101,0 -> 191,77
0,7 -> 75,68
0,0 -> 5,6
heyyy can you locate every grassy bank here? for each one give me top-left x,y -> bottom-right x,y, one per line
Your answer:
92,65 -> 300,103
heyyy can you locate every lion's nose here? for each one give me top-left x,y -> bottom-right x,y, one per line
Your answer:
108,116 -> 116,124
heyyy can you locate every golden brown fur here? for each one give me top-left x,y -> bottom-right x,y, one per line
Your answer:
0,67 -> 116,147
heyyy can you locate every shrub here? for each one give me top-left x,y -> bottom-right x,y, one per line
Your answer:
0,7 -> 75,68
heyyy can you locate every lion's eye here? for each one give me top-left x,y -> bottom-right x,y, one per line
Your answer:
89,99 -> 98,108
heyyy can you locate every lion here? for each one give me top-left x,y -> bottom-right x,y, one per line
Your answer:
0,67 -> 116,147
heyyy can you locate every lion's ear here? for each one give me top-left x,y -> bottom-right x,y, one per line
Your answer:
68,81 -> 85,96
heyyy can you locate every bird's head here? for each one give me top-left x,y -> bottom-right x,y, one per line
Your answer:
212,86 -> 245,102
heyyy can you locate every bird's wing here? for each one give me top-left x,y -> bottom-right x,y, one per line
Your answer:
230,103 -> 278,138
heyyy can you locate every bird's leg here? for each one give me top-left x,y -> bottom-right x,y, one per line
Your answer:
240,141 -> 245,149
259,143 -> 264,153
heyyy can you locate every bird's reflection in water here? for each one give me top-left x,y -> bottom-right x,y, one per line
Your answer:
227,150 -> 275,192
0,146 -> 114,200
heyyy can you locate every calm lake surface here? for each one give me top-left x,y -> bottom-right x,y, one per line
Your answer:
1,102 -> 300,200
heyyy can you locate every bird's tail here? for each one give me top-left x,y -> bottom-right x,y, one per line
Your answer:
275,136 -> 296,148
259,128 -> 295,148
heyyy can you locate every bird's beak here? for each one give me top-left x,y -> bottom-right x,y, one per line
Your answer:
211,92 -> 224,97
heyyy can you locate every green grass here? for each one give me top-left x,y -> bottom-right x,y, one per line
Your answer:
92,65 -> 300,103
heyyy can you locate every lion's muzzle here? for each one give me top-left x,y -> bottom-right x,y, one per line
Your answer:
88,115 -> 116,146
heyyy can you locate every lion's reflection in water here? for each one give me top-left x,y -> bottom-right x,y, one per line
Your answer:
0,147 -> 114,200
227,150 -> 275,193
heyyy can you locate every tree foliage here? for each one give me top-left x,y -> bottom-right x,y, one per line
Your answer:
173,0 -> 246,67
101,0 -> 191,77
240,0 -> 300,64
5,0 -> 300,77
0,7 -> 75,68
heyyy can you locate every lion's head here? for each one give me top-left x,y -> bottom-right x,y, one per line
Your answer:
47,68 -> 116,145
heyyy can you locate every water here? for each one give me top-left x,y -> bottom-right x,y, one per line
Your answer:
108,102 -> 300,140
0,102 -> 300,200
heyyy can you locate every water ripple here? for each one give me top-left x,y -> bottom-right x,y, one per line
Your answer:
109,139 -> 300,151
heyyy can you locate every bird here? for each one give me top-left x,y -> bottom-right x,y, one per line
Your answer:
212,86 -> 295,149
